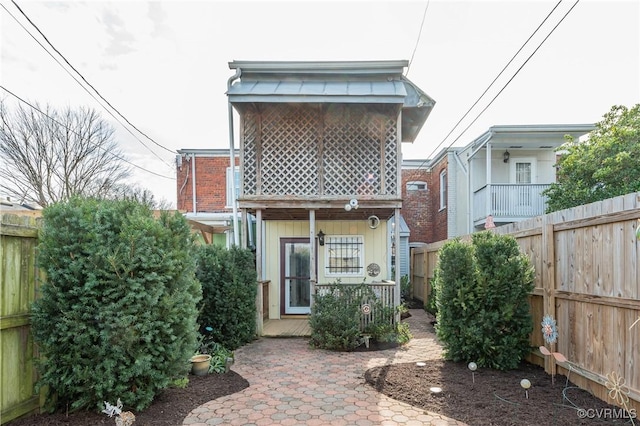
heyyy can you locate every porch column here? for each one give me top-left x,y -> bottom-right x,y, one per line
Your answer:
241,209 -> 248,249
394,208 -> 401,323
255,209 -> 263,336
486,143 -> 492,219
309,209 -> 317,307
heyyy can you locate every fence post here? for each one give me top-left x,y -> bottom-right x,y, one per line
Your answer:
542,220 -> 557,376
423,248 -> 430,305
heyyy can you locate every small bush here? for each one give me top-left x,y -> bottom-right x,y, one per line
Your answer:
309,282 -> 362,351
435,232 -> 534,370
195,245 -> 257,351
32,198 -> 201,412
310,282 -> 411,350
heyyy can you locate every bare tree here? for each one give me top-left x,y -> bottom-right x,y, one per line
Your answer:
0,101 -> 131,207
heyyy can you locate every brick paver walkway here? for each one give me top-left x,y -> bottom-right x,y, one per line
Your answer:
183,310 -> 468,425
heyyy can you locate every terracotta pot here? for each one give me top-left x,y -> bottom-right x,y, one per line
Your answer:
190,354 -> 212,376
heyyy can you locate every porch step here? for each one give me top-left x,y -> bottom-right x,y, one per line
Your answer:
263,318 -> 311,337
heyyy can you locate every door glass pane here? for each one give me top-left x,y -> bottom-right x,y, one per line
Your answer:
285,242 -> 310,311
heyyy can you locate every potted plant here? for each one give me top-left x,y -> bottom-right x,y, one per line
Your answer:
190,353 -> 212,376
190,326 -> 214,376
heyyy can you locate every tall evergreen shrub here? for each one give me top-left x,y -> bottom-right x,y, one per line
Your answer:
435,232 -> 535,370
195,245 -> 257,351
31,198 -> 201,412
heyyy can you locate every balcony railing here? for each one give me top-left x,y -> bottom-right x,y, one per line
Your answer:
473,184 -> 551,223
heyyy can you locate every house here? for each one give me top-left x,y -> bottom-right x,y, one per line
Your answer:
224,60 -> 435,333
408,124 -> 595,242
175,149 -> 242,246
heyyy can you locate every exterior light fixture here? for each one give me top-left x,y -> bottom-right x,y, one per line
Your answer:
503,150 -> 510,163
317,230 -> 325,246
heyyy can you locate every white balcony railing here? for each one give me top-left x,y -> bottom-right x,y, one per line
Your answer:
473,184 -> 551,223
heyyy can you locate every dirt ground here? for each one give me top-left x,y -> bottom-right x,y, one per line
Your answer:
9,305 -> 634,426
365,359 -> 633,426
6,371 -> 248,426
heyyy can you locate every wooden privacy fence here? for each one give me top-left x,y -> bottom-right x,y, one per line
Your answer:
411,192 -> 640,412
0,213 -> 42,424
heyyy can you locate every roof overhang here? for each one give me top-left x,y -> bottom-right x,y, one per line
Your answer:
470,124 -> 596,151
226,60 -> 435,142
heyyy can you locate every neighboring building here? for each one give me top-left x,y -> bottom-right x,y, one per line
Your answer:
175,149 -> 241,247
225,60 -> 435,331
418,124 -> 595,241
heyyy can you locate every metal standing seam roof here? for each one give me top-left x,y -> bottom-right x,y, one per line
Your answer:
225,60 -> 436,142
227,79 -> 409,104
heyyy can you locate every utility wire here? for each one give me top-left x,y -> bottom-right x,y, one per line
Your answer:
0,2 -> 173,169
424,0 -> 564,159
7,1 -> 177,157
0,85 -> 175,180
414,0 -> 579,172
407,0 -> 431,77
432,0 -> 581,157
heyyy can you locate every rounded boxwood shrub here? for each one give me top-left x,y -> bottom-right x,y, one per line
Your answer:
31,198 -> 201,412
195,245 -> 257,351
435,232 -> 534,370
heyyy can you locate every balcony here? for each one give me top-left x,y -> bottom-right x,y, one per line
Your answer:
473,184 -> 551,226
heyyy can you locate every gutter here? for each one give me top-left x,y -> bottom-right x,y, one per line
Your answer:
228,68 -> 242,246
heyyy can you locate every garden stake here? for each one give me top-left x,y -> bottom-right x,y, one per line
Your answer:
468,362 -> 477,384
520,379 -> 531,399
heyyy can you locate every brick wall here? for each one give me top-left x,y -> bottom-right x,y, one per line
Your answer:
176,155 -> 238,213
401,156 -> 449,244
429,157 -> 449,243
401,168 -> 431,243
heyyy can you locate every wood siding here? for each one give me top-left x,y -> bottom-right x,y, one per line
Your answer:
264,220 -> 391,319
411,192 -> 640,412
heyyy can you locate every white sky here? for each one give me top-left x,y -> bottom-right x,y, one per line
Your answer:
1,0 -> 639,207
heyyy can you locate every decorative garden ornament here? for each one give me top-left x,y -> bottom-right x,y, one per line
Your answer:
468,362 -> 477,383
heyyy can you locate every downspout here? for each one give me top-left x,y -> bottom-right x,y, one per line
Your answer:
191,153 -> 196,214
228,68 -> 241,246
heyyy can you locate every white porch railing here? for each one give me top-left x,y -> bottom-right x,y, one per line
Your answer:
314,281 -> 396,330
473,184 -> 551,223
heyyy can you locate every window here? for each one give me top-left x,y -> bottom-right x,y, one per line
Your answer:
325,236 -> 364,276
226,166 -> 240,207
439,170 -> 447,210
406,181 -> 427,191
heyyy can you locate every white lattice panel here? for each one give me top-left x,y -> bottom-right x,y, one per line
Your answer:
242,111 -> 258,195
240,103 -> 398,197
260,104 -> 320,196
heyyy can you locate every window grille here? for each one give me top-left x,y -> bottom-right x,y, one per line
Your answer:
325,236 -> 364,276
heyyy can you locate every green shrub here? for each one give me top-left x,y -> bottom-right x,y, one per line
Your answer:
195,245 -> 257,351
32,198 -> 201,412
400,274 -> 411,302
435,232 -> 534,370
309,282 -> 362,351
310,281 -> 411,350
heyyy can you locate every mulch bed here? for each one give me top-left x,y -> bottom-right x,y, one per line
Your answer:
365,360 -> 633,426
7,371 -> 248,426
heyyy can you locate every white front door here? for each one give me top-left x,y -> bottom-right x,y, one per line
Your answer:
281,238 -> 311,315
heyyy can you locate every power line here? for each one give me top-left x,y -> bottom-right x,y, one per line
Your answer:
0,2 -> 173,169
407,0 -> 431,77
425,0 -> 564,158
416,0 -> 580,172
0,84 -> 175,180
6,1 -> 177,159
